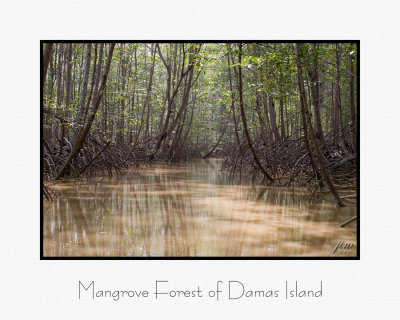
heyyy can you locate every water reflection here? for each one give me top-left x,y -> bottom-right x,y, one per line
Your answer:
43,159 -> 357,257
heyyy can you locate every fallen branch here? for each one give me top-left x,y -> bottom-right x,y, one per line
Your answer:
79,141 -> 111,174
339,216 -> 357,228
203,125 -> 227,159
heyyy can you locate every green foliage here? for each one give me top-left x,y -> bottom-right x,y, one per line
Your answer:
43,42 -> 357,153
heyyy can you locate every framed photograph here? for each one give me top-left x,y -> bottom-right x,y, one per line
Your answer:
41,41 -> 359,259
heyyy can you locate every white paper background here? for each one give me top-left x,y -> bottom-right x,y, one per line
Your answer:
1,0 -> 399,318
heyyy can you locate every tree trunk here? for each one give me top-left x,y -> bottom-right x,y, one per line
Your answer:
296,43 -> 345,207
334,43 -> 345,147
56,44 -> 64,107
55,43 -> 115,180
126,45 -> 156,160
56,44 -> 64,145
150,44 -> 197,159
118,44 -> 126,145
308,67 -> 327,151
64,43 -> 73,139
237,43 -> 274,182
92,43 -> 104,105
226,46 -> 241,147
349,48 -> 357,152
262,93 -> 274,149
76,43 -> 92,128
255,93 -> 267,142
279,96 -> 286,139
268,96 -> 280,143
42,43 -> 53,88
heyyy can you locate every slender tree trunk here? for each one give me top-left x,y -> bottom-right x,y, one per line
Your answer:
279,96 -> 286,139
255,93 -> 267,141
76,43 -> 92,128
226,47 -> 241,147
294,48 -> 323,186
118,44 -> 126,145
56,44 -> 65,145
150,44 -> 197,159
43,43 -> 54,142
55,43 -> 115,180
237,43 -> 274,182
92,43 -> 104,105
334,43 -> 346,147
349,48 -> 357,152
179,101 -> 195,151
144,44 -> 155,140
308,68 -> 327,151
81,44 -> 98,129
268,96 -> 280,143
262,93 -> 274,149
296,44 -> 345,207
56,44 -> 64,107
64,43 -> 73,139
42,43 -> 53,88
126,45 -> 156,160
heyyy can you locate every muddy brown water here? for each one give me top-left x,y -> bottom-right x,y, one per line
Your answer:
43,159 -> 357,257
